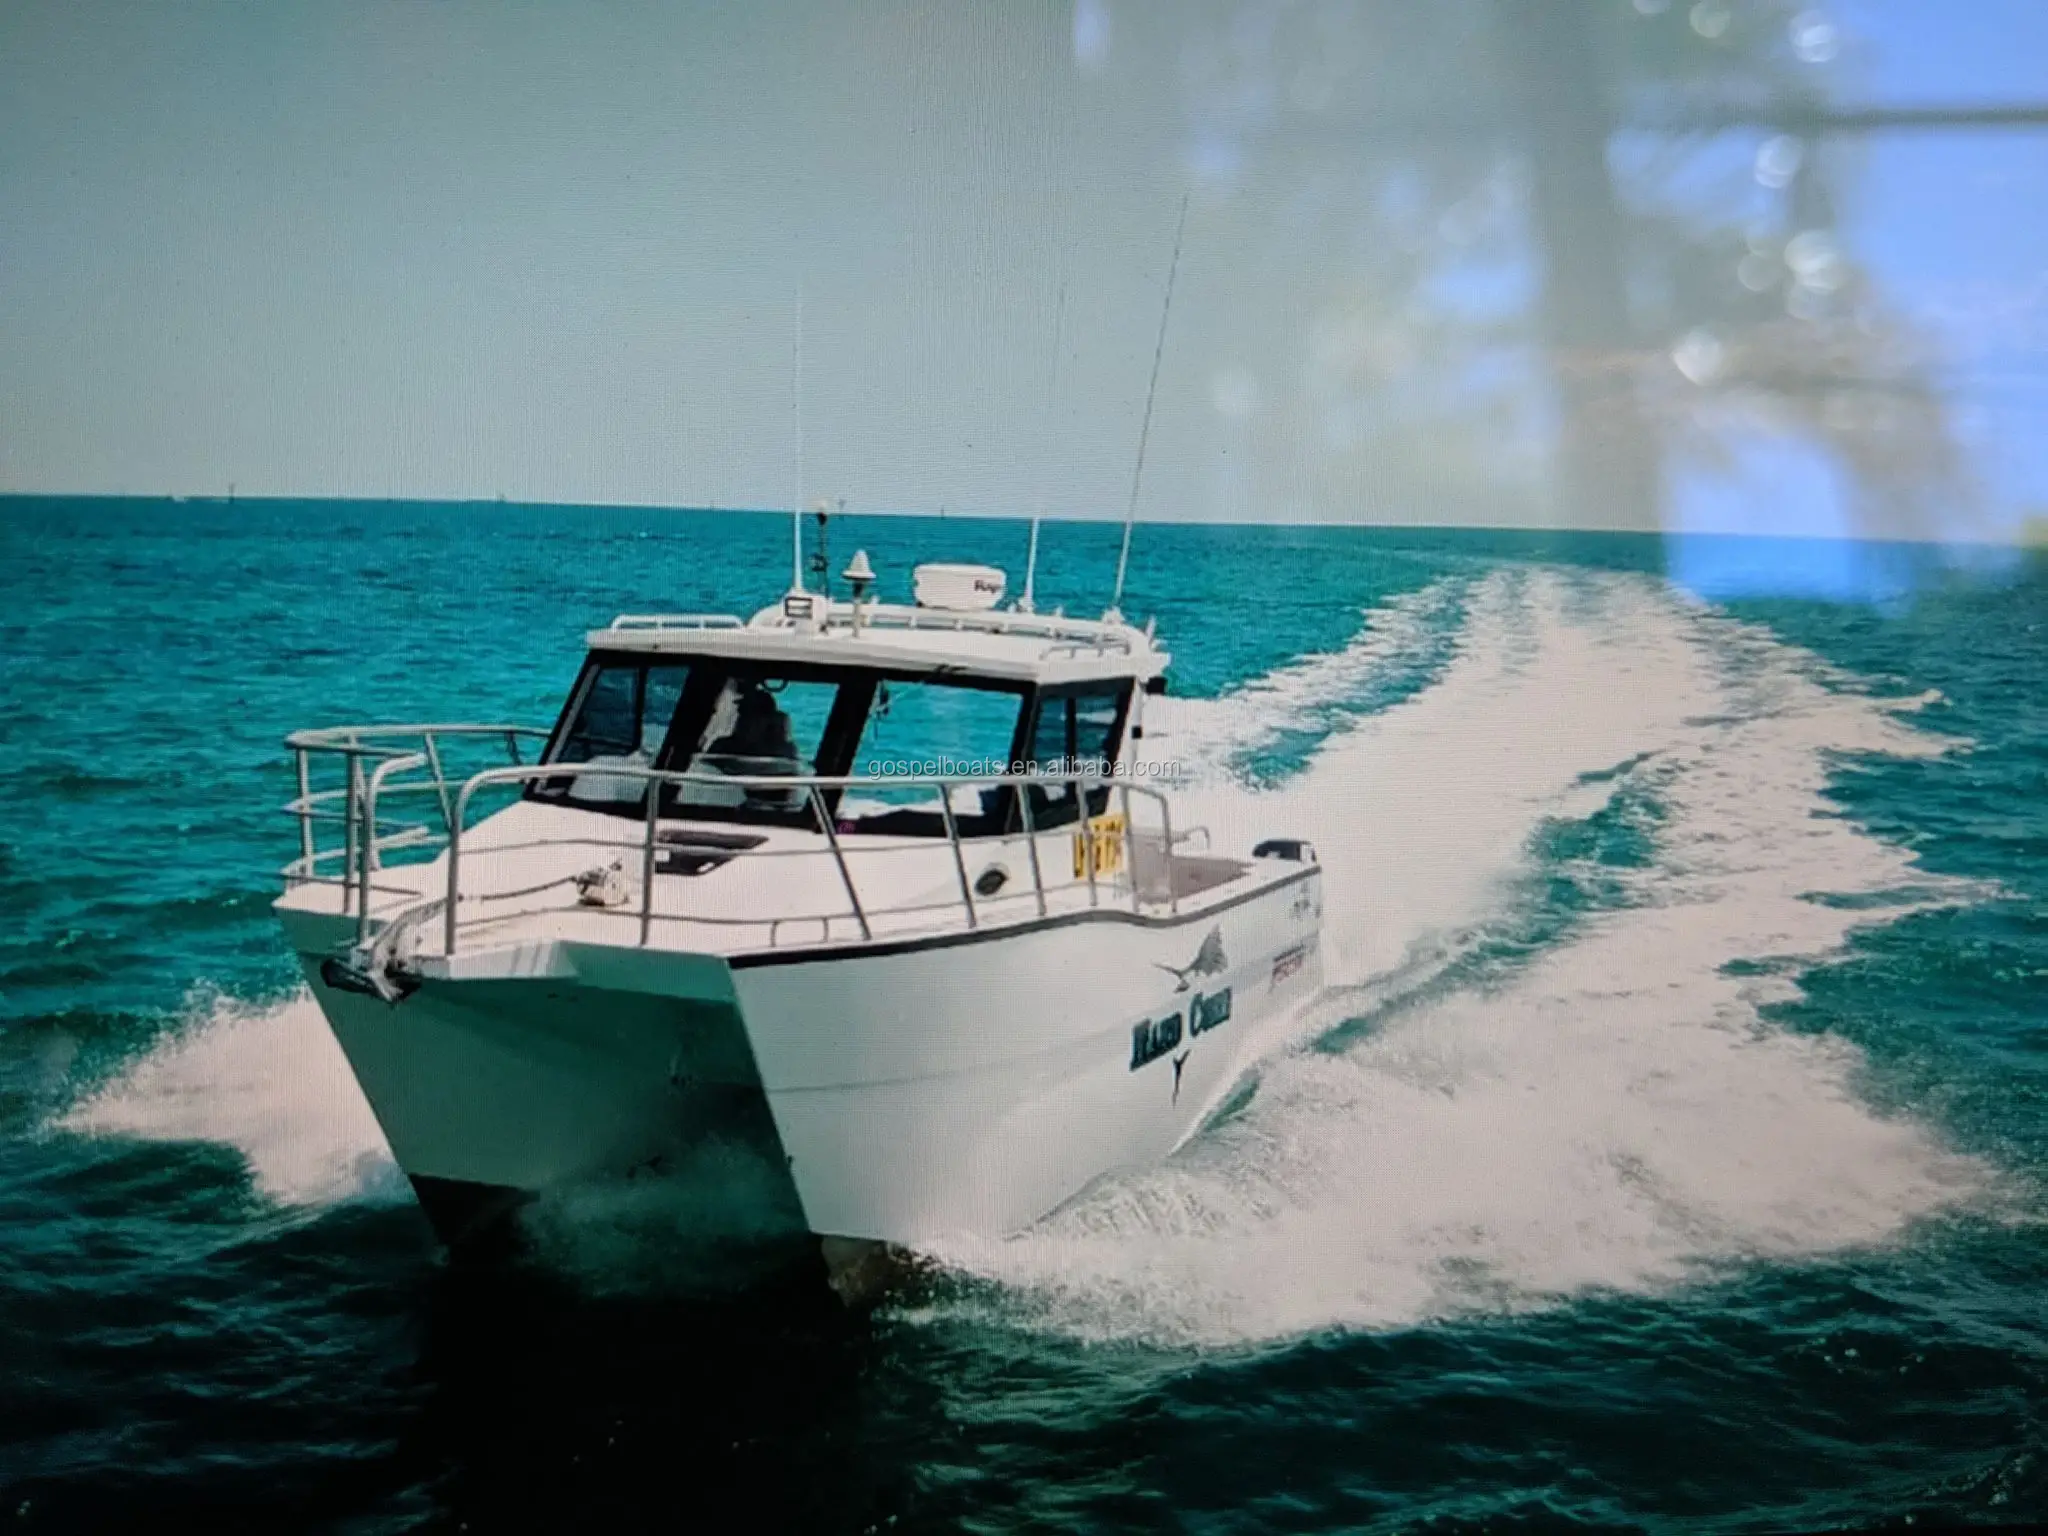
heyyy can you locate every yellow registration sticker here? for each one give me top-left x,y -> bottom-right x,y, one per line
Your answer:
1073,812 -> 1127,879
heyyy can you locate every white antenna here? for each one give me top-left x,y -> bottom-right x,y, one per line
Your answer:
1019,517 -> 1042,613
1020,279 -> 1066,615
789,286 -> 805,592
1109,191 -> 1189,622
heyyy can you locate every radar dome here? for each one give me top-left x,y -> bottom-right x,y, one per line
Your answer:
912,563 -> 1006,611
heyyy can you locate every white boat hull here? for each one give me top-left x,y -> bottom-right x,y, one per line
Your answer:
284,865 -> 1323,1254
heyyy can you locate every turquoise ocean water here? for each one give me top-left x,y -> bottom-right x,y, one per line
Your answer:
0,497 -> 2043,1531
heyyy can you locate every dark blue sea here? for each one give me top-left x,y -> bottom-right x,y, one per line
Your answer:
1,497 -> 2043,1532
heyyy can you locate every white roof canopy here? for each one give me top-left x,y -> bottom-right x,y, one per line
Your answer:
587,596 -> 1168,687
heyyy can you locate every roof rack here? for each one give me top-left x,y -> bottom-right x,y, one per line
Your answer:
795,599 -> 1141,647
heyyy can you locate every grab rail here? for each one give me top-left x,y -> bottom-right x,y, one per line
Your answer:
358,752 -> 426,945
284,725 -> 552,919
604,613 -> 745,631
286,723 -> 1183,962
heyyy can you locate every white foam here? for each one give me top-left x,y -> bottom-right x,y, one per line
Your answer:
58,990 -> 401,1207
1150,569 -> 1714,988
1141,579 -> 1467,778
932,568 -> 1992,1345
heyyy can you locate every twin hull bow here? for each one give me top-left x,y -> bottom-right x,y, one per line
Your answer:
284,868 -> 1322,1260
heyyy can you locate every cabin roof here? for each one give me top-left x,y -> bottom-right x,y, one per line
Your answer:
585,596 -> 1168,686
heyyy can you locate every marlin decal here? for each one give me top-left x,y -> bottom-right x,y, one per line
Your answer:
1171,1050 -> 1191,1103
1156,927 -> 1227,992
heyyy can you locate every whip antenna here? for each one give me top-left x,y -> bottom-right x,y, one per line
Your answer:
1109,191 -> 1189,621
789,286 -> 806,593
1021,279 -> 1067,614
1020,517 -> 1042,613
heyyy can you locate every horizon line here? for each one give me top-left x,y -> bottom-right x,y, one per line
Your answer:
0,491 -> 2038,549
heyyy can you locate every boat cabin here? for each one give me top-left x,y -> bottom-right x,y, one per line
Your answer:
528,566 -> 1169,842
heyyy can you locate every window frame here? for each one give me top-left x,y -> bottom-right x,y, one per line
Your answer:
529,652 -> 697,808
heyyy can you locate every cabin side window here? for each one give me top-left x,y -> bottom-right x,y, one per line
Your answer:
1022,682 -> 1131,830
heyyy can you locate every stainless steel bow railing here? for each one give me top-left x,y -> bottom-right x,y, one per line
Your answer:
283,725 -> 552,943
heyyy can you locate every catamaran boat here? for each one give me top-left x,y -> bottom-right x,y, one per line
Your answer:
275,546 -> 1323,1296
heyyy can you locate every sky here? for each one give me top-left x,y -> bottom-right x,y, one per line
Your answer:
2,0 -> 2045,536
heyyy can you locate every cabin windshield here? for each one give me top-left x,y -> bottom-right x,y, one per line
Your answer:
531,652 -> 1085,832
663,673 -> 841,820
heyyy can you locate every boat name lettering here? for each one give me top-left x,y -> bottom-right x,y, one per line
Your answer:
1187,987 -> 1232,1037
1129,1012 -> 1183,1071
1130,987 -> 1232,1071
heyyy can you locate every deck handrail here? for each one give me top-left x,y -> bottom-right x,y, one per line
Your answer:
287,723 -> 549,754
288,722 -> 1180,963
285,725 -> 554,920
437,760 -> 1173,956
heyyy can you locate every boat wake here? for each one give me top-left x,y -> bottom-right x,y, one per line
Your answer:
926,568 -> 1994,1345
58,566 -> 1995,1335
